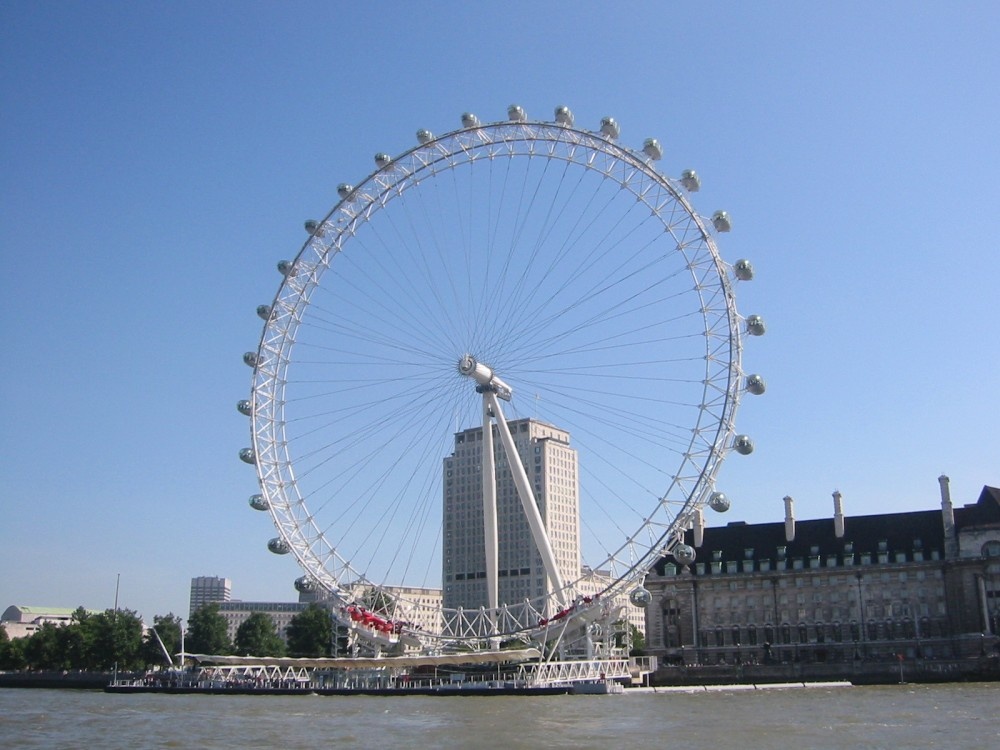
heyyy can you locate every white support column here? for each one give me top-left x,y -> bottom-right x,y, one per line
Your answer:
481,395 -> 500,620
486,390 -> 568,608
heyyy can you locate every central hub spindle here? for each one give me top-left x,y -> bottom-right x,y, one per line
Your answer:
458,354 -> 512,401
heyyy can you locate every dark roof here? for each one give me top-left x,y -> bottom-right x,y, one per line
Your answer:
955,486 -> 1000,529
653,485 -> 1000,575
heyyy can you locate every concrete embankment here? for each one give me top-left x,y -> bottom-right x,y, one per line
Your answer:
0,671 -> 111,689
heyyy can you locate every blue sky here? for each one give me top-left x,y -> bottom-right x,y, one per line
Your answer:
2,1 -> 997,623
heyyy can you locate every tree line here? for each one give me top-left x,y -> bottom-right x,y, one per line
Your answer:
0,603 -> 337,672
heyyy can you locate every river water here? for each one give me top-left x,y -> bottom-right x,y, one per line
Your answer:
1,683 -> 997,749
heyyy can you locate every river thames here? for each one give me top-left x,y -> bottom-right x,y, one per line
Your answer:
1,683 -> 997,749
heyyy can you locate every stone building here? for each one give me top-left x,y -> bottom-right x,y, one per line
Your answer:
644,477 -> 1000,667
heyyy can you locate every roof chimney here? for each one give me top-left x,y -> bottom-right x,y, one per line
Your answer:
693,507 -> 705,548
833,490 -> 845,538
783,495 -> 796,542
939,474 -> 958,559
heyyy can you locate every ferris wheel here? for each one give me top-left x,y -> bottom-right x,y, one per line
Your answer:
239,105 -> 764,654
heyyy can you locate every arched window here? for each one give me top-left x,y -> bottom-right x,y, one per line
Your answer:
981,540 -> 1000,558
748,624 -> 758,646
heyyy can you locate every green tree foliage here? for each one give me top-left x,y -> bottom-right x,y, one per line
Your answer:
629,623 -> 646,656
360,587 -> 396,616
234,612 -> 286,657
0,627 -> 27,670
142,613 -> 183,667
186,603 -> 232,656
24,622 -> 64,669
3,608 -> 150,672
285,604 -> 333,657
93,608 -> 145,670
612,620 -> 646,656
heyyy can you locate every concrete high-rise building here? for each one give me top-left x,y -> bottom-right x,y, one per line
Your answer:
443,418 -> 580,613
189,576 -> 232,617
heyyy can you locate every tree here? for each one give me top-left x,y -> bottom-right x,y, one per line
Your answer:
234,612 -> 286,657
612,620 -> 646,656
24,622 -> 63,670
285,604 -> 333,657
186,603 -> 232,656
142,614 -> 183,668
0,632 -> 27,670
629,623 -> 646,656
91,608 -> 145,671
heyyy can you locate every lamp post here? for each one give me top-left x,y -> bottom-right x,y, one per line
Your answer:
112,572 -> 120,685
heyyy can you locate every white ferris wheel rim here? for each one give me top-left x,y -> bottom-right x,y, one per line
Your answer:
245,110 -> 748,648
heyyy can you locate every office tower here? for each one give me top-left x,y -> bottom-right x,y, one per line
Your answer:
443,418 -> 579,613
189,575 -> 232,617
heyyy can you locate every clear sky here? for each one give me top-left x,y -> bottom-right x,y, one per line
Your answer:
2,1 -> 997,623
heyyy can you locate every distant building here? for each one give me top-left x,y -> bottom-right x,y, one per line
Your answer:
189,576 -> 231,618
0,605 -> 98,639
217,601 -> 307,646
644,478 -> 1000,665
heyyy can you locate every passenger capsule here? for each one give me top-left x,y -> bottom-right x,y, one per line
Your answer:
239,447 -> 257,464
600,117 -> 620,139
267,537 -> 290,555
277,259 -> 294,276
237,399 -> 252,416
374,153 -> 391,168
746,374 -> 766,395
712,210 -> 732,233
709,491 -> 731,513
256,305 -> 272,321
554,105 -> 574,126
416,129 -> 434,144
294,575 -> 318,593
642,138 -> 663,161
734,435 -> 755,455
249,493 -> 269,511
243,351 -> 259,367
680,169 -> 701,192
508,104 -> 526,122
734,258 -> 754,281
337,183 -> 354,199
746,315 -> 766,336
304,219 -> 321,235
461,112 -> 480,128
629,587 -> 652,608
673,543 -> 697,565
